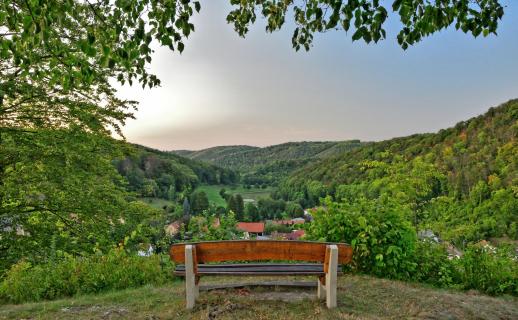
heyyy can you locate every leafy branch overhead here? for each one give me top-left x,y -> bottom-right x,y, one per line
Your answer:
226,0 -> 505,51
0,0 -> 200,133
0,0 -> 506,134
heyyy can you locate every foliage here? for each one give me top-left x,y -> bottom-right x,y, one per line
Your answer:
0,1 -> 508,135
175,141 -> 364,186
227,0 -> 504,51
227,194 -> 245,220
190,191 -> 209,214
115,145 -> 238,201
456,244 -> 518,295
264,221 -> 292,234
0,129 -> 162,273
307,197 -> 417,279
281,100 -> 518,243
187,211 -> 241,241
0,0 -> 200,135
257,197 -> 287,220
0,248 -> 173,304
307,197 -> 518,296
285,202 -> 304,217
244,202 -> 260,222
412,240 -> 459,288
413,241 -> 518,296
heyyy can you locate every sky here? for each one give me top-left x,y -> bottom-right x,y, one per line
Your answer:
118,1 -> 518,151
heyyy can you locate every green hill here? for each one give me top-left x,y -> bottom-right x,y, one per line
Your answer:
279,99 -> 518,244
115,144 -> 239,201
173,141 -> 365,185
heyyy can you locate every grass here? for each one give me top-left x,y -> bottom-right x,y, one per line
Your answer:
2,275 -> 517,319
138,197 -> 175,210
136,185 -> 273,209
195,185 -> 273,207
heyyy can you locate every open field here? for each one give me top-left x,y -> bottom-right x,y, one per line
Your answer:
194,185 -> 273,207
138,197 -> 175,210
2,275 -> 517,320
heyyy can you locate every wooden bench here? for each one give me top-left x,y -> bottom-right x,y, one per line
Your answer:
169,240 -> 353,309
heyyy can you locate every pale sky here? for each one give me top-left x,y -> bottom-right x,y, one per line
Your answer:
118,1 -> 518,151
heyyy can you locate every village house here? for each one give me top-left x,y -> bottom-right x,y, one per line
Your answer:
236,222 -> 265,239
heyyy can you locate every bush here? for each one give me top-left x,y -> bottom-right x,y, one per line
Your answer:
307,197 -> 417,279
456,245 -> 518,295
412,241 -> 518,296
412,241 -> 459,288
264,221 -> 292,234
0,248 -> 173,304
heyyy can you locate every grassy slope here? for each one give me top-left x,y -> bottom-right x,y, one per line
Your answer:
195,185 -> 273,207
137,197 -> 175,210
2,275 -> 517,320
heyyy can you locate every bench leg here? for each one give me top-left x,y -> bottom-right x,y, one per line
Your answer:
317,277 -> 326,300
185,245 -> 196,309
325,245 -> 338,308
194,276 -> 200,299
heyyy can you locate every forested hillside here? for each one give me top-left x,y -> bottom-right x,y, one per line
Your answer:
174,140 -> 365,185
279,100 -> 518,244
114,145 -> 239,200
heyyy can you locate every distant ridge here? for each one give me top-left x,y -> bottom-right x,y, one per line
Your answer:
171,140 -> 365,185
172,141 -> 364,169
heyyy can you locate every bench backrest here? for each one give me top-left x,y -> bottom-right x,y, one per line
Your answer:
170,240 -> 352,264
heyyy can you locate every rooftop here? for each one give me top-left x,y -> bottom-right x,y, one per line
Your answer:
236,222 -> 265,233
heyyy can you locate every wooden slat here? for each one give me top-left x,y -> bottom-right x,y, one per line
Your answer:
170,240 -> 352,264
174,263 -> 345,276
200,281 -> 317,291
175,271 -> 327,276
176,264 -> 325,272
176,263 -> 326,269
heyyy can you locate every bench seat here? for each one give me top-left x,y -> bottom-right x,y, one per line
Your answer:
174,263 -> 344,276
169,240 -> 353,309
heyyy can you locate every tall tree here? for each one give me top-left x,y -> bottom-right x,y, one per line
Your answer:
244,203 -> 260,222
191,191 -> 209,214
227,195 -> 237,215
234,194 -> 245,220
183,197 -> 191,218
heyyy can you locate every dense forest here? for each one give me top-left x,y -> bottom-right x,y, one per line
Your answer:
174,140 -> 364,185
115,145 -> 238,200
277,100 -> 518,245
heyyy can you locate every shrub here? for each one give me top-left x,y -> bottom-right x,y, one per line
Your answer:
413,241 -> 518,296
412,241 -> 460,288
307,197 -> 417,279
456,245 -> 518,295
0,248 -> 173,304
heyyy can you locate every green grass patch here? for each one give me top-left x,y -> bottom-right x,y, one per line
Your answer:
138,197 -> 175,210
194,185 -> 273,207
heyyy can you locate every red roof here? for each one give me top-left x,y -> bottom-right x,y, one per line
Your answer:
236,222 -> 264,233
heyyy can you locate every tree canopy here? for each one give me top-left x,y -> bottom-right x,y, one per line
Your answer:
0,0 -> 507,135
227,0 -> 504,51
0,0 -> 199,133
